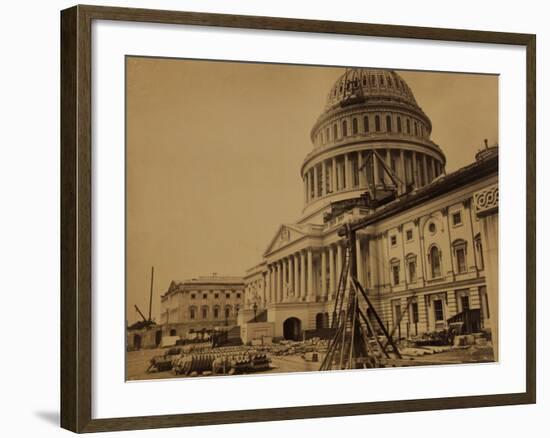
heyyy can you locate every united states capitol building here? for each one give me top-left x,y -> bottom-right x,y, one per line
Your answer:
158,68 -> 499,356
236,68 -> 499,354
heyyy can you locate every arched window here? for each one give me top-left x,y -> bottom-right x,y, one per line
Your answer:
379,75 -> 385,86
386,115 -> 392,132
352,118 -> 358,134
342,120 -> 348,136
224,305 -> 231,319
333,123 -> 338,140
201,306 -> 209,320
414,122 -> 418,136
325,127 -> 330,142
406,118 -> 411,134
362,76 -> 367,86
429,245 -> 441,278
397,116 -> 402,133
364,116 -> 369,132
375,115 -> 381,132
387,76 -> 393,88
213,306 -> 220,319
189,306 -> 196,320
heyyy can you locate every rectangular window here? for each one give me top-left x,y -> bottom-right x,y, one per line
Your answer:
452,211 -> 462,226
406,229 -> 413,241
214,293 -> 219,299
456,248 -> 467,273
392,264 -> 400,285
390,235 -> 397,246
434,299 -> 444,321
190,293 -> 195,300
226,293 -> 230,299
411,302 -> 419,324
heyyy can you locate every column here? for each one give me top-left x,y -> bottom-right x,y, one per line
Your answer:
293,254 -> 300,299
332,157 -> 337,191
356,238 -> 364,284
358,151 -> 364,188
282,258 -> 287,301
304,173 -> 308,204
266,265 -> 272,304
400,149 -> 406,191
321,161 -> 326,196
300,251 -> 306,301
305,173 -> 309,203
288,256 -> 294,300
368,238 -> 378,290
329,245 -> 335,298
431,157 -> 436,181
274,262 -> 279,303
422,154 -> 428,185
385,149 -> 392,185
336,243 -> 343,288
373,152 -> 379,186
307,249 -> 314,301
280,260 -> 285,302
313,166 -> 319,199
412,151 -> 418,187
474,184 -> 499,361
344,153 -> 350,189
321,249 -> 327,299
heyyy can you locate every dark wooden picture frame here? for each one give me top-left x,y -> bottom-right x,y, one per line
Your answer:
61,4 -> 536,433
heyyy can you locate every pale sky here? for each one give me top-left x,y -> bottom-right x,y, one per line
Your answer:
126,57 -> 498,324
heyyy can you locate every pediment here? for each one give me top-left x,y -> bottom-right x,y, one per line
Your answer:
264,224 -> 305,256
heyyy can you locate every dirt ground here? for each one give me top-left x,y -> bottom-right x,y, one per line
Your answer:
126,345 -> 494,381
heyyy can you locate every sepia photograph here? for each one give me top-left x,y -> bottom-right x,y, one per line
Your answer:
125,57 -> 499,381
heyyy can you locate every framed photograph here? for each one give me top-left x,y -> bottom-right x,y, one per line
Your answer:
60,4 -> 536,433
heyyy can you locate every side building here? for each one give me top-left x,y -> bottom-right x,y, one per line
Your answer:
160,275 -> 245,338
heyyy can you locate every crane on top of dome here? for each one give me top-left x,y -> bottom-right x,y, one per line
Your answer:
340,67 -> 365,108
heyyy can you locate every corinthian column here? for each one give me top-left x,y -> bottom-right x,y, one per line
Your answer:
356,238 -> 363,284
293,254 -> 299,299
300,251 -> 306,301
266,265 -> 272,304
282,258 -> 287,302
271,261 -> 281,303
321,249 -> 327,299
329,245 -> 335,298
332,157 -> 337,191
336,243 -> 343,290
307,248 -> 314,301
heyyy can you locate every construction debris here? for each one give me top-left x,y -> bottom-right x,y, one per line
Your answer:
148,345 -> 272,376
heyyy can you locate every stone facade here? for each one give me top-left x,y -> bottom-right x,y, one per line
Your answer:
159,275 -> 245,337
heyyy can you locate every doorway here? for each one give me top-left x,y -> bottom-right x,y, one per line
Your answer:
133,334 -> 141,350
283,317 -> 302,341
